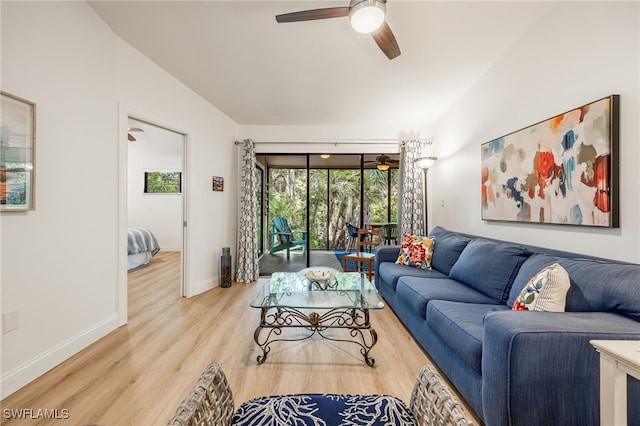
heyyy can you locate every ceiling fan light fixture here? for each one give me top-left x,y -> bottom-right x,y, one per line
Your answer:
320,154 -> 331,159
376,163 -> 390,171
349,0 -> 386,34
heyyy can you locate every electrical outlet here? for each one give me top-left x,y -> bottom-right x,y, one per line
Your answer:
3,309 -> 19,334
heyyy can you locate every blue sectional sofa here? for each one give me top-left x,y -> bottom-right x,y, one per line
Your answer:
374,226 -> 640,426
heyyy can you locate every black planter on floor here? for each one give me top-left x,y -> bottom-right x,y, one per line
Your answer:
220,247 -> 232,288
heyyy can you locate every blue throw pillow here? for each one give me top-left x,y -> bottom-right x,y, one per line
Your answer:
449,239 -> 530,303
554,258 -> 640,320
428,227 -> 472,274
507,254 -> 640,320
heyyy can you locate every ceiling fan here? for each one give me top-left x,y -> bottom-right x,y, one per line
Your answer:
365,154 -> 400,170
275,0 -> 401,60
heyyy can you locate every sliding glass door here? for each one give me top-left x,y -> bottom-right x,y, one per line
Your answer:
363,168 -> 399,224
257,153 -> 398,275
267,156 -> 308,265
308,168 -> 329,249
309,155 -> 362,250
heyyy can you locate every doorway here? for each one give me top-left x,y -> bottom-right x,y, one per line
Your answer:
118,109 -> 188,326
257,153 -> 399,275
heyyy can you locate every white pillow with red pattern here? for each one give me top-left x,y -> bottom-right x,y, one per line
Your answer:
512,263 -> 570,312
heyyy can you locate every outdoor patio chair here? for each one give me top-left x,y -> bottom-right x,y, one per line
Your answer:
168,362 -> 474,425
345,222 -> 359,252
381,223 -> 399,245
269,216 -> 307,259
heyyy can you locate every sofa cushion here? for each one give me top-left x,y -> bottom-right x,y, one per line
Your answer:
395,233 -> 435,270
449,239 -> 530,303
427,300 -> 509,373
396,276 -> 498,319
512,263 -> 571,312
508,254 -> 640,321
379,262 -> 449,291
428,226 -> 472,275
560,258 -> 640,321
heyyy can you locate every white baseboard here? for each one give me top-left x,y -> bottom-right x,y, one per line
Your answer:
0,314 -> 119,399
160,246 -> 182,252
189,277 -> 215,297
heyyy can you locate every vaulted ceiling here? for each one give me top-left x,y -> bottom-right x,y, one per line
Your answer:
90,1 -> 552,128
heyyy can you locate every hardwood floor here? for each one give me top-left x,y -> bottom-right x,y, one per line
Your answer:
1,251 -> 480,425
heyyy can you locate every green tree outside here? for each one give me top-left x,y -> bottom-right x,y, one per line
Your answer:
268,167 -> 397,250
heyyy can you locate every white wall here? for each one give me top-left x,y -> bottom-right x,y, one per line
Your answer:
127,121 -> 183,251
429,1 -> 640,263
1,1 -> 119,397
1,1 -> 239,398
115,38 -> 239,295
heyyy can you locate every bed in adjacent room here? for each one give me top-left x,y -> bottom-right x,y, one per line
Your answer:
127,227 -> 161,271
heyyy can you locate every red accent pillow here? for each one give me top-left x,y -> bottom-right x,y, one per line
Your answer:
395,233 -> 435,270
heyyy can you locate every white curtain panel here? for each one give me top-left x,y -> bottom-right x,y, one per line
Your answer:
398,140 -> 425,236
236,139 -> 259,283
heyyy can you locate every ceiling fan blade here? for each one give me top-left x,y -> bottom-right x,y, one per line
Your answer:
276,7 -> 350,23
128,133 -> 136,141
372,21 -> 401,60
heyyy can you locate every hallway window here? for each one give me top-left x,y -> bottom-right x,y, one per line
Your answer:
143,171 -> 182,193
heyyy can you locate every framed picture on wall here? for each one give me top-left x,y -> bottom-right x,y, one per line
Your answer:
481,95 -> 619,227
212,176 -> 224,192
1,91 -> 36,211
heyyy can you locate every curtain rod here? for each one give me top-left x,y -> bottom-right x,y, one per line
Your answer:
233,139 -> 432,145
233,139 -> 399,145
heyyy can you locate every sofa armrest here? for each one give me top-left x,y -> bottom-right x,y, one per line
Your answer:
374,246 -> 400,277
374,245 -> 400,264
482,311 -> 640,426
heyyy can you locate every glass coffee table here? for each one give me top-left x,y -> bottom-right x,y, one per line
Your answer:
250,271 -> 385,366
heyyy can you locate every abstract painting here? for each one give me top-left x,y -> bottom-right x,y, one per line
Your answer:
481,95 -> 619,227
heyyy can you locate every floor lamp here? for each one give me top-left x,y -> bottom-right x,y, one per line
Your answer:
415,157 -> 438,235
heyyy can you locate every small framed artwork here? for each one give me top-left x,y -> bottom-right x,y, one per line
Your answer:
144,171 -> 182,193
212,176 -> 224,192
481,95 -> 619,227
1,91 -> 36,211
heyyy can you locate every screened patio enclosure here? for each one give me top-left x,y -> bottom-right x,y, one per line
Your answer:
256,154 -> 399,274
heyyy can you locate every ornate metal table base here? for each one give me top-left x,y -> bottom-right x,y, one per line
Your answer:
254,306 -> 378,367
